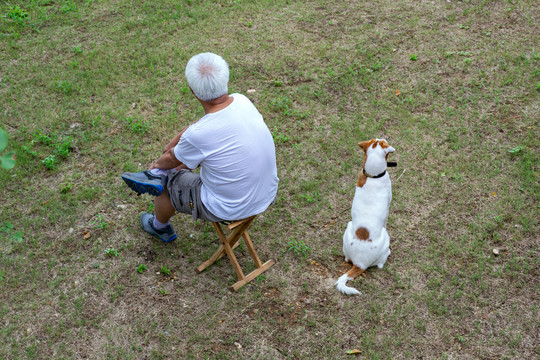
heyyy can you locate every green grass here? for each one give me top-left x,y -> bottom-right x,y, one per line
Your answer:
1,0 -> 539,358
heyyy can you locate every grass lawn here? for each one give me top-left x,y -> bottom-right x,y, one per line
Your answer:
1,0 -> 538,358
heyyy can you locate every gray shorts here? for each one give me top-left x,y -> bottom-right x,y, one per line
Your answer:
165,169 -> 225,222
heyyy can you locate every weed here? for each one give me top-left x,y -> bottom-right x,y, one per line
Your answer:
136,264 -> 147,273
41,155 -> 57,170
59,182 -> 74,193
410,54 -> 418,61
61,0 -> 77,13
271,96 -> 293,112
0,129 -> 16,170
54,137 -> 72,158
6,5 -> 28,26
160,266 -> 171,276
125,117 -> 150,134
300,192 -> 320,203
92,214 -> 108,230
286,237 -> 311,258
34,130 -> 54,145
158,288 -> 169,295
105,248 -> 119,257
1,222 -> 23,243
272,126 -> 289,144
73,46 -> 82,54
508,146 -> 524,155
55,80 -> 73,95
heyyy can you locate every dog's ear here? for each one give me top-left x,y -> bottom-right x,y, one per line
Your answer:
358,140 -> 373,152
379,139 -> 395,153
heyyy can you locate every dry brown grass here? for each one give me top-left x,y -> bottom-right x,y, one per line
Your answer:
1,0 -> 538,358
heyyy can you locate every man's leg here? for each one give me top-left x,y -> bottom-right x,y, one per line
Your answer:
154,191 -> 176,224
139,190 -> 178,243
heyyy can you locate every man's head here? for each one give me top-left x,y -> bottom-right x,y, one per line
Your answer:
185,53 -> 229,101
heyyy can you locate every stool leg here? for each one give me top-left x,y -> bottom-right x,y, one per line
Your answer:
215,222 -> 245,280
242,231 -> 263,268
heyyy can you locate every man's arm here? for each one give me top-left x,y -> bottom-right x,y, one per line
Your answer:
149,149 -> 186,170
162,129 -> 186,154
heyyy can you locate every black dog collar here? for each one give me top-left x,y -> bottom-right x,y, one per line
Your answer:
363,168 -> 386,178
363,162 -> 398,178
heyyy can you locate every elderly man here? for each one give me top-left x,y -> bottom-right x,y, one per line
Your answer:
121,53 -> 279,242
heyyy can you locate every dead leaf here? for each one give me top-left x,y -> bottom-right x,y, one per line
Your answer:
346,349 -> 362,355
395,89 -> 401,96
83,231 -> 91,240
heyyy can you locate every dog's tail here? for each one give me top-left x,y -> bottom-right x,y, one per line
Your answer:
335,265 -> 364,295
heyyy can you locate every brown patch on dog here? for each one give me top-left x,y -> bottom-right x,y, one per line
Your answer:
345,265 -> 365,279
358,139 -> 376,153
357,140 -> 376,188
355,227 -> 371,241
379,139 -> 390,149
356,172 -> 367,187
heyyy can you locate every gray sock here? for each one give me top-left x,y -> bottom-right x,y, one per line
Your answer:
153,216 -> 170,230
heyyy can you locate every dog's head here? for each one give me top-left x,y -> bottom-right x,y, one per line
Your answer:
358,139 -> 395,176
358,138 -> 395,160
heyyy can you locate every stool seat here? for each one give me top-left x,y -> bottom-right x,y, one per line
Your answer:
196,215 -> 275,291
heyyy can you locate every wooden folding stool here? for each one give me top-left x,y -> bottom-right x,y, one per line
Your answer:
196,215 -> 275,291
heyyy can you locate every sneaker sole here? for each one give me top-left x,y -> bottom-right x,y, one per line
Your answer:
122,177 -> 163,196
161,234 -> 177,243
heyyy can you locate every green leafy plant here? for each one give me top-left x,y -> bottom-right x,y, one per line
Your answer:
300,192 -> 321,203
41,155 -> 57,170
92,214 -> 108,230
272,126 -> 289,144
6,5 -> 28,26
1,222 -> 23,243
0,129 -> 16,170
286,237 -> 311,258
34,130 -> 54,145
59,181 -> 74,193
56,80 -> 73,95
160,265 -> 171,276
125,117 -> 150,134
105,248 -> 119,257
509,145 -> 524,155
61,0 -> 77,13
136,264 -> 147,273
410,54 -> 418,61
54,137 -> 72,158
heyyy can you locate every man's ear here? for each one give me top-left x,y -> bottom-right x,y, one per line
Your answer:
358,140 -> 374,152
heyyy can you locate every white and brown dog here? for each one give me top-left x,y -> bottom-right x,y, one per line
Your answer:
336,138 -> 396,295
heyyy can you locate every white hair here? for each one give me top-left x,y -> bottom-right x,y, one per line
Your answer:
185,53 -> 229,101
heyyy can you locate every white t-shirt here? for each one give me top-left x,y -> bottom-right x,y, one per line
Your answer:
174,93 -> 279,220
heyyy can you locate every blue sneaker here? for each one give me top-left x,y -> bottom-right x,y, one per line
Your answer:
121,170 -> 164,196
139,212 -> 177,242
